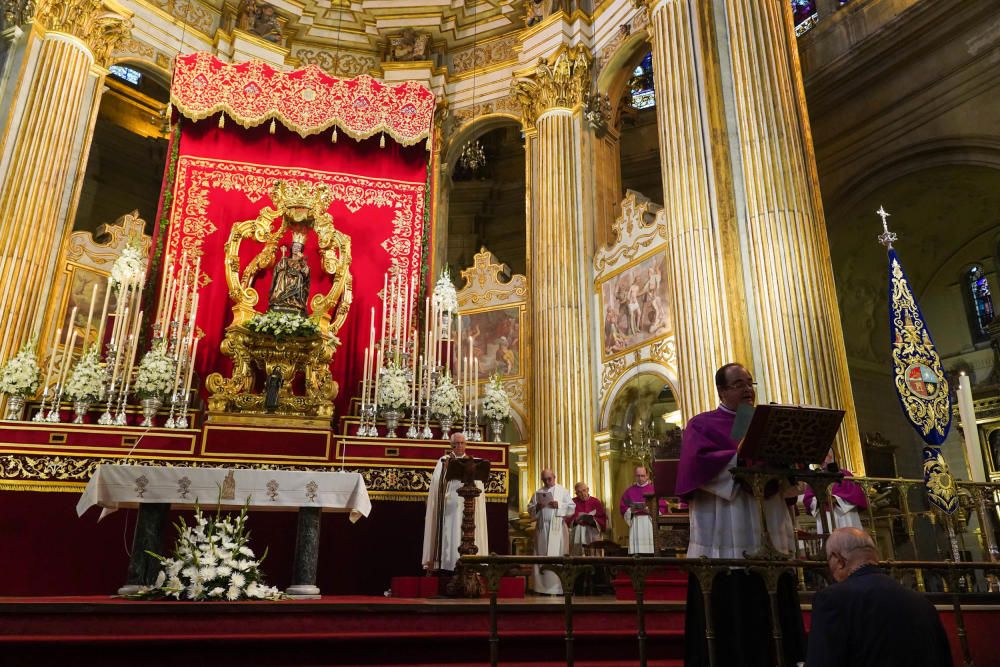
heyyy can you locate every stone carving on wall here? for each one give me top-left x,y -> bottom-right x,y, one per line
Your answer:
150,0 -> 215,35
292,47 -> 377,78
512,46 -> 590,125
235,0 -> 283,44
525,0 -> 569,27
112,36 -> 155,60
385,28 -> 431,62
452,95 -> 521,125
451,34 -> 517,74
596,7 -> 650,74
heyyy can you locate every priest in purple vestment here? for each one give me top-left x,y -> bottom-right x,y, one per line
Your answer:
678,362 -> 805,667
619,466 -> 666,554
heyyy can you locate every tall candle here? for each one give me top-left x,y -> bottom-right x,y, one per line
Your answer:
416,353 -> 423,411
362,346 -> 370,407
411,340 -> 418,405
83,283 -> 98,351
42,327 -> 61,391
118,333 -> 135,390
380,273 -> 388,345
474,358 -> 479,422
96,277 -> 112,349
373,348 -> 384,407
157,252 -> 171,323
162,274 -> 176,329
57,331 -> 78,390
183,337 -> 199,401
110,307 -> 129,389
124,321 -> 141,389
109,280 -> 125,348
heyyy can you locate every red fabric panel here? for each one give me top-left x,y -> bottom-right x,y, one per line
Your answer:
153,119 -> 428,418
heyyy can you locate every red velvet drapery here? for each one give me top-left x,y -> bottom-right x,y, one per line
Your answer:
153,113 -> 428,417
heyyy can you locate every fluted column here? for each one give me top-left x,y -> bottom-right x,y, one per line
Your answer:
648,0 -> 752,417
513,48 -> 597,490
645,0 -> 862,470
0,0 -> 130,364
722,0 -> 861,470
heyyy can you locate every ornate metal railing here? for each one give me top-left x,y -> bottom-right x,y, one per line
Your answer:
461,554 -> 1000,667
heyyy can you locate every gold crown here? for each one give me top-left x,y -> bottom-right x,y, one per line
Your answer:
271,180 -> 334,212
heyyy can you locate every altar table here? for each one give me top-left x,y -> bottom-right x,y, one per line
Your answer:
77,464 -> 372,598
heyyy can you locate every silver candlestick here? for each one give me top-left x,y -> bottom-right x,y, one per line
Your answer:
45,383 -> 64,422
33,386 -> 51,422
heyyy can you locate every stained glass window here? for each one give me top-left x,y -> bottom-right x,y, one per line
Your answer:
109,64 -> 142,86
628,52 -> 654,111
967,265 -> 995,339
791,0 -> 817,26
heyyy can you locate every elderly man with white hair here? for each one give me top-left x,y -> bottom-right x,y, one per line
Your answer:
807,527 -> 953,667
528,468 -> 573,594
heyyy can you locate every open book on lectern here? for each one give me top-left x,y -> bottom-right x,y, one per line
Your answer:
730,403 -> 845,467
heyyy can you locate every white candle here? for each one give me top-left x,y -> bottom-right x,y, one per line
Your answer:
411,340 -> 418,405
119,333 -> 136,390
110,306 -> 129,388
957,372 -> 987,483
183,337 -> 199,401
163,274 -> 176,329
474,358 -> 479,422
373,348 -> 383,407
58,331 -> 78,390
416,353 -> 423,411
380,273 -> 388,345
362,346 -> 370,408
43,327 -> 61,391
157,252 -> 172,325
109,280 -> 126,348
96,277 -> 112,349
83,283 -> 98,351
124,314 -> 142,388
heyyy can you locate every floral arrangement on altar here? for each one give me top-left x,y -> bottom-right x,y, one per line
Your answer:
482,374 -> 511,422
377,362 -> 409,410
246,311 -> 319,340
0,339 -> 40,398
136,503 -> 283,601
111,242 -> 146,288
64,348 -> 104,401
135,343 -> 175,398
429,373 -> 461,418
432,268 -> 458,314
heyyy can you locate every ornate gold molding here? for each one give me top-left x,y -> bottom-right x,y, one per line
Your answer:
35,0 -> 132,67
511,46 -> 591,125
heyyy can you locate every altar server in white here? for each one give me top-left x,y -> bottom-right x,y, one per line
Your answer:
421,432 -> 488,572
528,469 -> 573,594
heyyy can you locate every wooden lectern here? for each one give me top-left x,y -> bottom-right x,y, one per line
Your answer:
445,456 -> 490,597
731,404 -> 846,559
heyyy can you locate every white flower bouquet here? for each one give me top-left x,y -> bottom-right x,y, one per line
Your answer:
482,374 -> 511,421
64,348 -> 105,401
135,343 -> 175,398
246,311 -> 319,340
429,373 -> 462,419
0,340 -> 40,397
432,267 -> 459,314
111,243 -> 147,288
377,362 -> 409,410
135,503 -> 283,601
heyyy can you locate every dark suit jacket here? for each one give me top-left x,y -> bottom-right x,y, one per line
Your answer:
806,565 -> 953,667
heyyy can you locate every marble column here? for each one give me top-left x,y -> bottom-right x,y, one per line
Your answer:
647,0 -> 752,418
513,47 -> 598,490
0,0 -> 130,364
645,0 -> 862,470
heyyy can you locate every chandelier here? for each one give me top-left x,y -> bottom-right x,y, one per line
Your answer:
622,417 -> 657,463
459,139 -> 486,172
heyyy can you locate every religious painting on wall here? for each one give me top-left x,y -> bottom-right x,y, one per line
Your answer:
61,267 -> 115,349
597,250 -> 671,360
455,306 -> 523,380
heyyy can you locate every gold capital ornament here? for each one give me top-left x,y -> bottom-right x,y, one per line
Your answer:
34,0 -> 132,67
511,46 -> 591,125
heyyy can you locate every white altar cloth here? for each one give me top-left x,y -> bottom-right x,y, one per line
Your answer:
76,464 -> 372,522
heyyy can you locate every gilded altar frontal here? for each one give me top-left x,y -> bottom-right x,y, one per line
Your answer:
0,1 -> 998,662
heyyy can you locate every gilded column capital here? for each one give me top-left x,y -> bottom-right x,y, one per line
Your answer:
34,0 -> 131,66
511,46 -> 591,125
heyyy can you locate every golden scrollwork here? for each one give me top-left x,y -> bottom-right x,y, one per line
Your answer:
206,180 -> 352,420
34,0 -> 132,67
511,46 -> 591,125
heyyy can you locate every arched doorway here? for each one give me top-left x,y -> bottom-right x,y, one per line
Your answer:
445,121 -> 527,282
73,61 -> 170,234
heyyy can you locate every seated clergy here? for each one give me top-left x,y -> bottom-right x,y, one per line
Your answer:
421,433 -> 488,572
619,466 -> 657,554
565,482 -> 607,556
528,469 -> 573,594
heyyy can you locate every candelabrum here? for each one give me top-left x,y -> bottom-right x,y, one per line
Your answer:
460,404 -> 470,439
45,382 -> 64,422
420,397 -> 433,439
114,374 -> 130,426
358,401 -> 377,437
406,402 -> 419,439
472,420 -> 482,443
164,388 -> 182,428
32,386 -> 51,422
175,391 -> 191,429
98,342 -> 118,425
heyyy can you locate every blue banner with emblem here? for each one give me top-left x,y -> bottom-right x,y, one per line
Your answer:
888,248 -> 952,445
922,446 -> 958,514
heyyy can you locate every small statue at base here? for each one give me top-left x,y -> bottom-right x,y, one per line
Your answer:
264,367 -> 283,413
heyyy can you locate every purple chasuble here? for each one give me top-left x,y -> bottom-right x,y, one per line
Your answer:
619,483 -> 653,515
675,407 -> 739,500
802,469 -> 868,510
